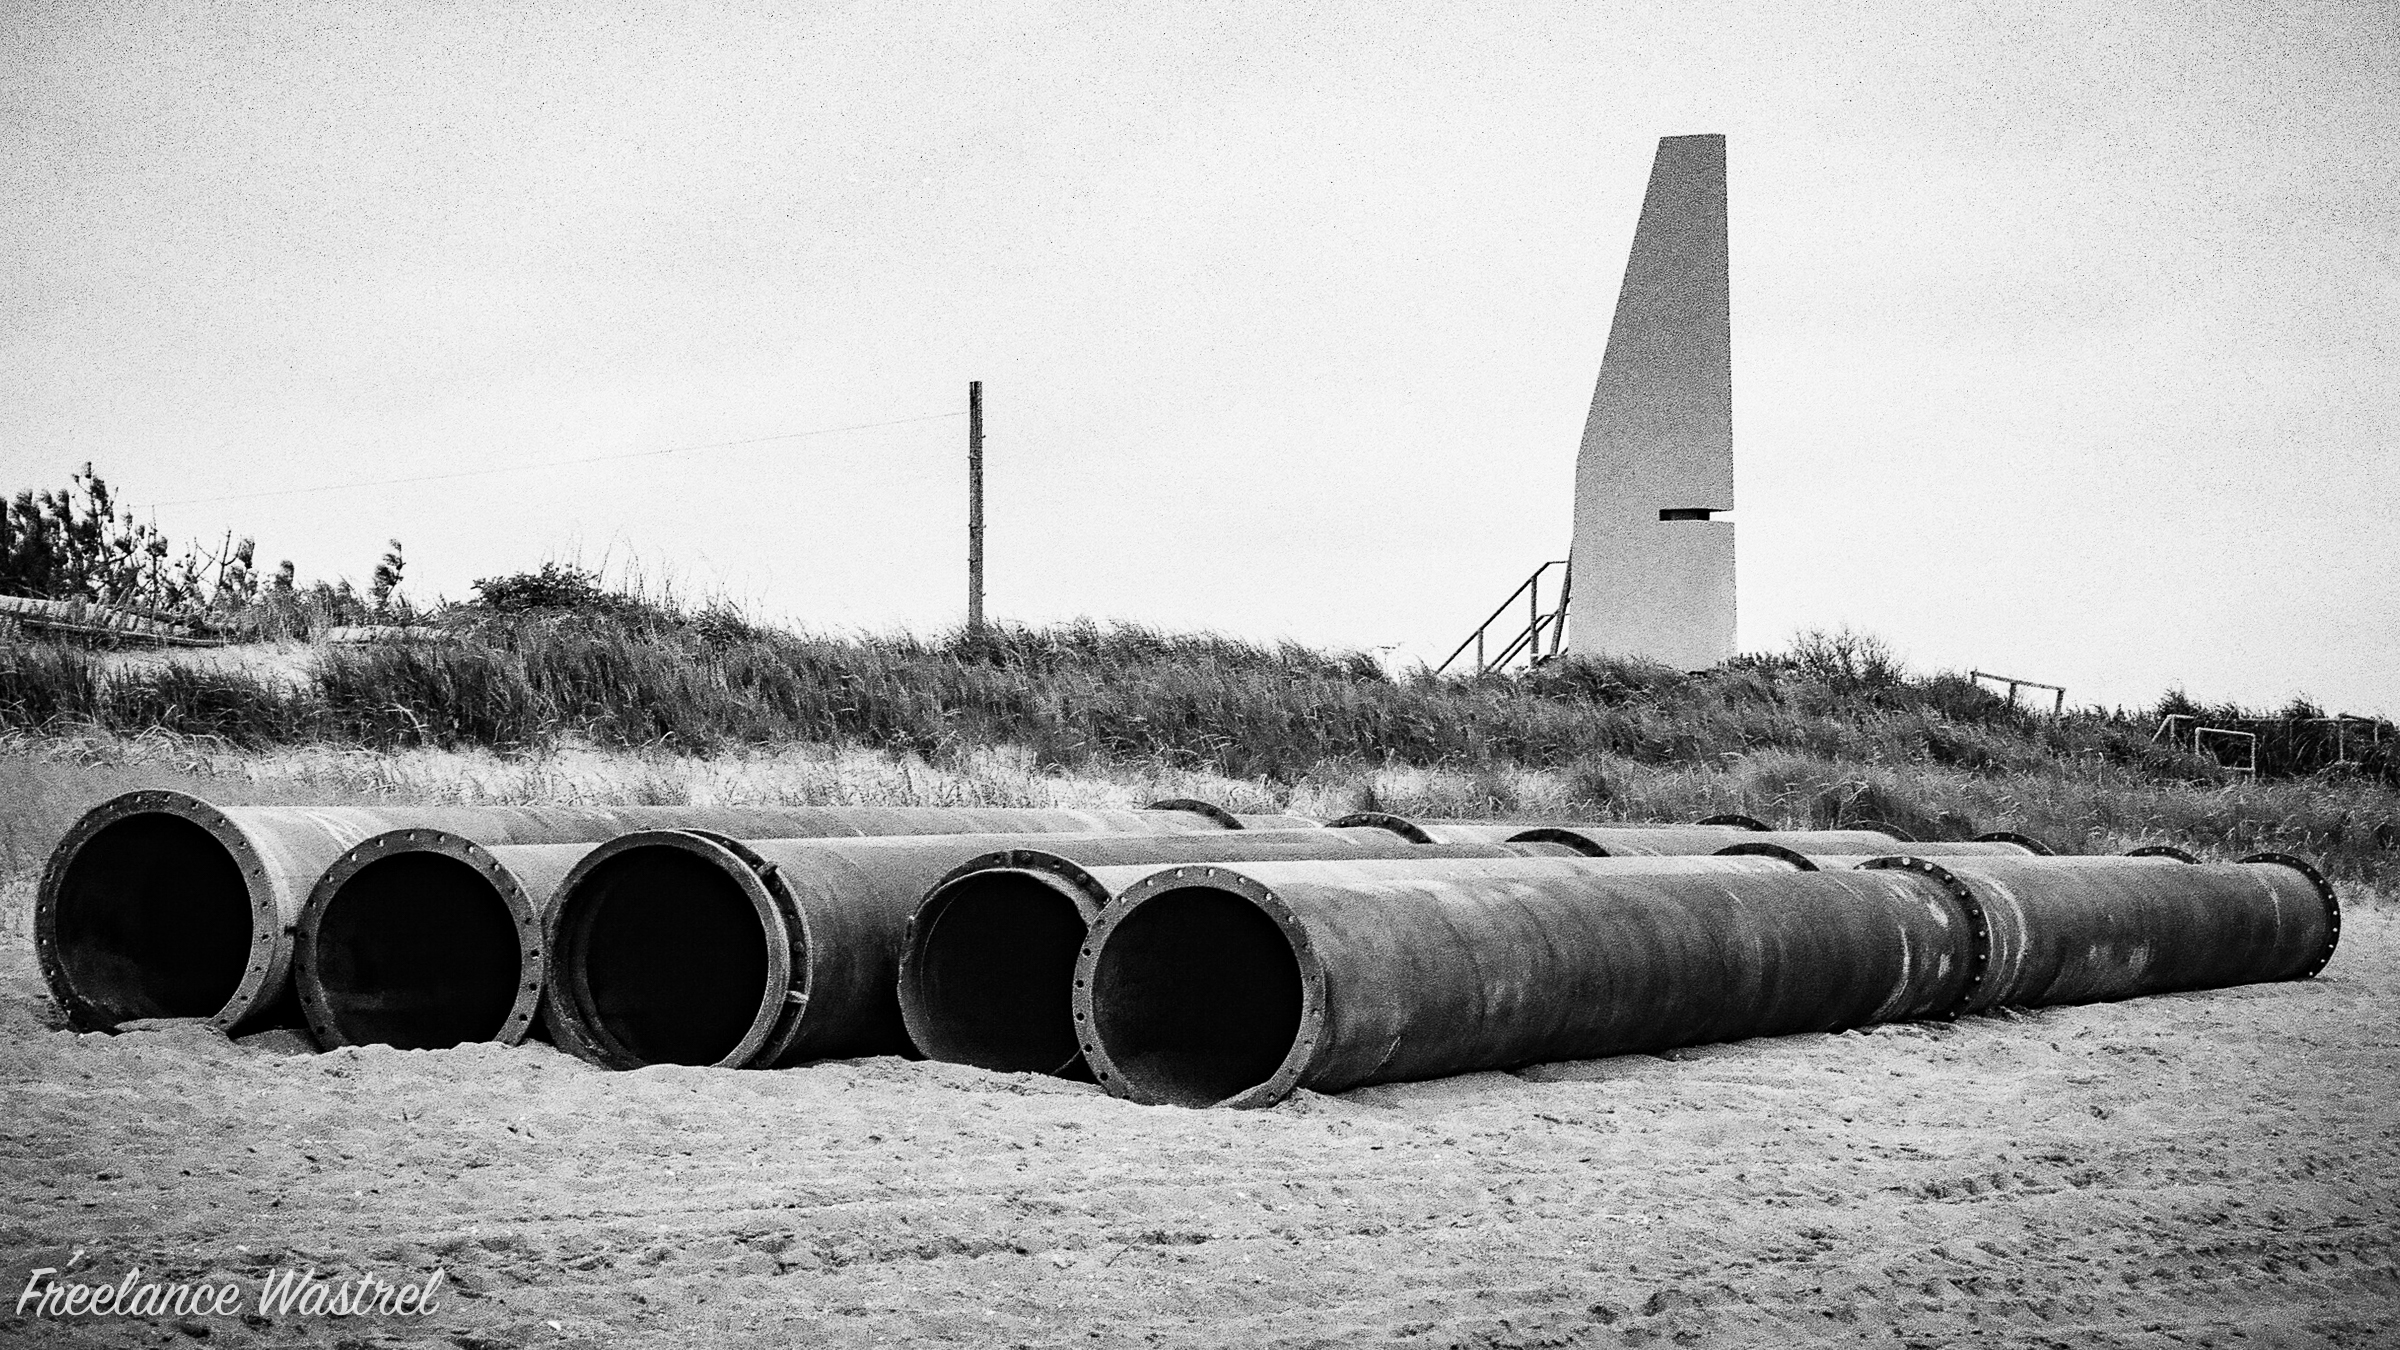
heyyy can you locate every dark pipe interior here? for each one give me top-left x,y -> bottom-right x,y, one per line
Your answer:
55,815 -> 253,1023
915,873 -> 1090,1074
314,853 -> 522,1050
571,848 -> 770,1066
1090,885 -> 1302,1107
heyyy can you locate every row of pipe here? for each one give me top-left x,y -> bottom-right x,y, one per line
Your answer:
34,796 -> 2340,1109
1063,849 -> 2336,1106
34,790 -> 1311,1034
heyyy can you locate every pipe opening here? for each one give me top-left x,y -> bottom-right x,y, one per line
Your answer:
1090,885 -> 1302,1107
53,814 -> 253,1023
313,853 -> 523,1050
567,848 -> 770,1066
912,871 -> 1090,1074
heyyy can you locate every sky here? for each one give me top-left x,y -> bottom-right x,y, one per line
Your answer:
4,0 -> 2394,714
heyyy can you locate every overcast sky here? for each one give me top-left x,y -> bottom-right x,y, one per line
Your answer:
5,0 -> 2393,714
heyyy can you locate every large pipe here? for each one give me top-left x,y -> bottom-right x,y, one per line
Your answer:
1710,838 -> 2046,866
1973,831 -> 2056,855
35,791 -> 1257,1033
1322,813 -> 1560,844
902,851 -> 1803,1078
544,829 -> 1586,1071
1507,824 -> 1910,855
1328,813 -> 1801,847
1070,859 -> 1973,1107
1145,799 -> 1321,830
1717,843 -> 2167,871
293,833 -> 597,1050
1855,853 -> 2339,1014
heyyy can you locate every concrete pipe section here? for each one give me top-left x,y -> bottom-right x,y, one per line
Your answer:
897,847 -> 1773,1077
294,832 -> 598,1050
543,827 -> 1466,1071
1070,858 -> 1971,1108
35,791 -> 1261,1034
1854,853 -> 2339,1014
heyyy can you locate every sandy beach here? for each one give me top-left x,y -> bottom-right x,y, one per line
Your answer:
2,905 -> 2393,1348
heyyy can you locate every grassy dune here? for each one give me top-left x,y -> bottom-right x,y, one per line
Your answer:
1,612 -> 2395,899
0,616 -> 2226,774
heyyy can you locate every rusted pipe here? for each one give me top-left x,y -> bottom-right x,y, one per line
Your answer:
1507,824 -> 1908,855
1071,858 -> 1973,1107
544,829 -> 1583,1071
1329,813 -> 1909,854
1328,813 -> 1820,848
1721,844 -> 2179,872
35,791 -> 1256,1033
1326,814 -> 1741,847
1712,839 -> 2045,867
1322,813 -> 1558,844
1856,853 -> 2339,1013
1145,799 -> 1320,830
901,851 -> 1801,1077
293,832 -> 597,1050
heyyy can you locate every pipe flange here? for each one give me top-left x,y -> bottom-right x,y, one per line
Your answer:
1850,819 -> 1917,843
547,830 -> 797,1070
899,850 -> 1113,1063
1323,812 -> 1432,842
1696,813 -> 1770,831
36,789 -> 280,1033
1144,798 -> 1245,830
676,829 -> 820,1068
295,827 -> 544,1049
1501,826 -> 1609,857
2125,844 -> 2201,864
1709,841 -> 1819,870
1858,855 -> 1987,1019
2235,852 -> 2341,979
1072,864 -> 1327,1110
925,848 -> 1114,917
1975,830 -> 2056,856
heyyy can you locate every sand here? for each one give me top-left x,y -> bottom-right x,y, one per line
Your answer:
1,915 -> 2395,1348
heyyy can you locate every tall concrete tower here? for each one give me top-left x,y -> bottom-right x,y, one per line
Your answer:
1565,134 -> 1734,670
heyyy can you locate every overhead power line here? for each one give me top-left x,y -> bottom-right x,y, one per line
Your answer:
132,410 -> 968,511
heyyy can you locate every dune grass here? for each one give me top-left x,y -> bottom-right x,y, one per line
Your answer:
0,614 -> 2235,772
1,612 -> 2394,895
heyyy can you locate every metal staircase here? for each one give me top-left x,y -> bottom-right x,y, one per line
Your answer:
1437,560 -> 1570,676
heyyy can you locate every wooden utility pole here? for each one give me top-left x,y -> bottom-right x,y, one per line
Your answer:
966,380 -> 985,633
